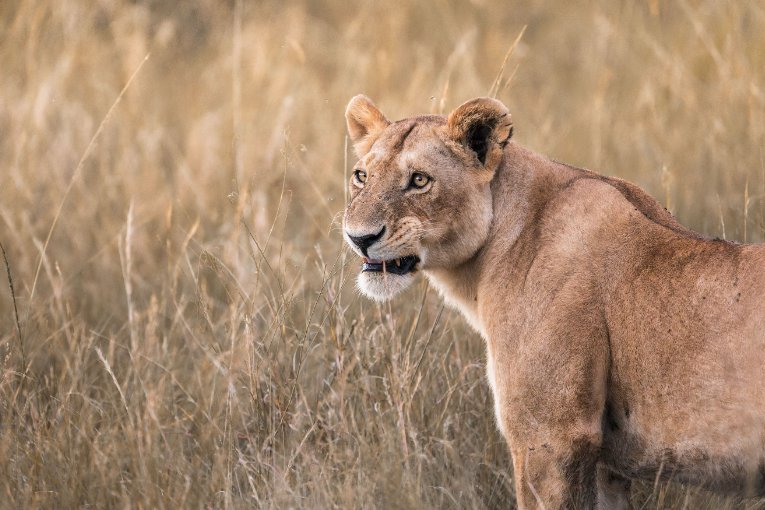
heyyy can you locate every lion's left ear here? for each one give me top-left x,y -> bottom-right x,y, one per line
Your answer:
447,97 -> 513,172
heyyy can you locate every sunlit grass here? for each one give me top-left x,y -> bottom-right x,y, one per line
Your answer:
1,1 -> 764,507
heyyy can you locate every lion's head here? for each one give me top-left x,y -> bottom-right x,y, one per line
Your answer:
343,95 -> 513,300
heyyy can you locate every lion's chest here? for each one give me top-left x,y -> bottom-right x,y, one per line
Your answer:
424,271 -> 507,433
484,346 -> 507,436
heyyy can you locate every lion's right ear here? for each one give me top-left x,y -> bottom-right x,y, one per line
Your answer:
346,95 -> 390,157
447,97 -> 513,173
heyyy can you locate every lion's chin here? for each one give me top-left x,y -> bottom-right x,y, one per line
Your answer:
357,271 -> 416,301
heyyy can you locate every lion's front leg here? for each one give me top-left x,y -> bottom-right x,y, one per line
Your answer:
510,434 -> 601,510
490,310 -> 611,509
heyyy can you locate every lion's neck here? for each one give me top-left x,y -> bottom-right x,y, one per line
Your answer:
425,264 -> 485,336
425,142 -> 541,338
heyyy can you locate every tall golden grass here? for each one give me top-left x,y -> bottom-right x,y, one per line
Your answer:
1,1 -> 764,508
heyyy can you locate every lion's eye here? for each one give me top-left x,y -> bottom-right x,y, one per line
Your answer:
353,169 -> 367,187
409,172 -> 431,189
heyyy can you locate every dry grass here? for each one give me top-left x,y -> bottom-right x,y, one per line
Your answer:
1,1 -> 764,508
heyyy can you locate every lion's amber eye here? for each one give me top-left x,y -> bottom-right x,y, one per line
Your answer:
410,172 -> 431,189
353,169 -> 367,187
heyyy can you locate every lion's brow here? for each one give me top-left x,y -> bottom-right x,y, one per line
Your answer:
392,122 -> 417,151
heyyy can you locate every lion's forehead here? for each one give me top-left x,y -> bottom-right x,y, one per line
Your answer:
363,131 -> 453,175
400,139 -> 452,167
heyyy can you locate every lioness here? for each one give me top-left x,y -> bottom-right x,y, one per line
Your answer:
342,95 -> 765,509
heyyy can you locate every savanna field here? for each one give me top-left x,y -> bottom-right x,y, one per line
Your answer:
1,1 -> 764,508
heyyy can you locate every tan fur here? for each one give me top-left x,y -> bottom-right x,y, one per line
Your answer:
343,95 -> 765,509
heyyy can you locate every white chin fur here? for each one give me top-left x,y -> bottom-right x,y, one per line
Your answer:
357,271 -> 416,301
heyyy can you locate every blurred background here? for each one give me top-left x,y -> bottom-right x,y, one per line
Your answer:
1,1 -> 763,508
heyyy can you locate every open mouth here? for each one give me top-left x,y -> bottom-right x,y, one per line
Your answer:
362,255 -> 420,275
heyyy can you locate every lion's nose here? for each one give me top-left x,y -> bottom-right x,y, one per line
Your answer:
348,226 -> 386,257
